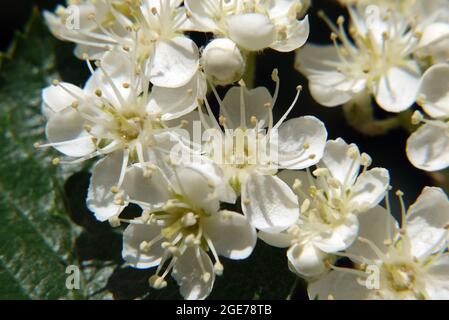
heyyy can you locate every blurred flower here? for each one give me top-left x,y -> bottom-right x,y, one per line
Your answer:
407,63 -> 449,172
185,0 -> 310,52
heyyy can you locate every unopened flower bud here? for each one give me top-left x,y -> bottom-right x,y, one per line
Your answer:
202,38 -> 245,86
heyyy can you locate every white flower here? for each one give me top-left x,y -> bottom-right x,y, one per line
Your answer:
348,0 -> 449,64
309,187 -> 449,300
45,0 -> 199,88
193,71 -> 327,233
185,0 -> 310,52
296,5 -> 426,112
407,63 -> 449,172
201,38 -> 245,86
259,138 -> 390,278
120,164 -> 256,300
39,51 -> 191,222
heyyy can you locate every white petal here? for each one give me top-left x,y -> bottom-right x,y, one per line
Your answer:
274,116 -> 327,170
148,36 -> 199,88
425,254 -> 449,300
276,170 -> 312,203
258,230 -> 294,248
181,161 -> 237,204
170,165 -> 220,214
121,165 -> 171,209
147,72 -> 206,120
417,63 -> 449,119
242,174 -> 299,233
295,45 -> 365,107
45,107 -> 95,157
350,168 -> 390,211
226,13 -> 276,51
184,0 -> 220,32
313,213 -> 359,253
308,271 -> 372,300
417,23 -> 449,64
122,223 -> 164,269
406,187 -> 449,259
406,123 -> 449,172
287,243 -> 328,278
172,247 -> 215,300
87,151 -> 126,221
270,16 -> 309,52
347,206 -> 398,263
203,210 -> 257,260
320,138 -> 361,187
42,83 -> 85,113
220,86 -> 272,129
375,64 -> 421,112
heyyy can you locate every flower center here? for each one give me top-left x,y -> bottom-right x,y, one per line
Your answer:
383,263 -> 416,292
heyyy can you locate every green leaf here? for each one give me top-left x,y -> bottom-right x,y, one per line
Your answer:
0,9 -> 79,300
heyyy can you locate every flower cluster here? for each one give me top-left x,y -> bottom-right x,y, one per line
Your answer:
296,0 -> 449,171
38,0 -> 449,300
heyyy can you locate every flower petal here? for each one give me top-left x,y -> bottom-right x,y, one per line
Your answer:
417,63 -> 449,119
287,243 -> 328,278
425,254 -> 449,300
220,86 -> 272,129
350,168 -> 390,211
308,270 -> 372,300
319,138 -> 361,187
172,247 -> 215,300
226,13 -> 276,51
45,107 -> 95,157
406,123 -> 449,172
313,213 -> 359,253
87,151 -> 126,221
406,187 -> 449,259
121,165 -> 171,209
347,206 -> 398,263
42,83 -> 85,113
170,165 -> 220,214
184,0 -> 220,32
122,222 -> 164,269
147,72 -> 206,120
270,15 -> 309,52
258,230 -> 294,248
203,210 -> 257,260
375,64 -> 421,112
274,116 -> 327,170
242,174 -> 299,233
148,36 -> 199,88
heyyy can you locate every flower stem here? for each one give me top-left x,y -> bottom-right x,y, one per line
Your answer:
243,51 -> 257,89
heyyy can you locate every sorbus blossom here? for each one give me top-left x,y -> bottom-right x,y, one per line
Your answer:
295,4 -> 448,112
45,0 -> 199,88
259,138 -> 389,278
185,0 -> 310,52
120,164 -> 256,300
39,51 -> 191,222
309,187 -> 449,300
192,72 -> 327,233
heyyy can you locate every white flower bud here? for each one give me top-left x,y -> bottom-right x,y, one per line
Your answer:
202,38 -> 245,86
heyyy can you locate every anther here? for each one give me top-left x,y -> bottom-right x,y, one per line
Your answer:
149,275 -> 167,289
52,158 -> 61,166
108,216 -> 121,228
213,262 -> 224,276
